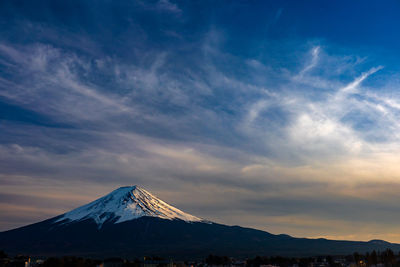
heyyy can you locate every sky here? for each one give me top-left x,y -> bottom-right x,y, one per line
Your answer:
1,0 -> 400,242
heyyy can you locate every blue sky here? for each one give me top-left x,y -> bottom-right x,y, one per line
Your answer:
2,0 -> 400,241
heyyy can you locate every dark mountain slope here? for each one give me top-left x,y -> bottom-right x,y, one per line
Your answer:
1,216 -> 400,259
1,186 -> 399,259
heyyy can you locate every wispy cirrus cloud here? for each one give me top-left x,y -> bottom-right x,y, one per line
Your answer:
2,0 -> 400,242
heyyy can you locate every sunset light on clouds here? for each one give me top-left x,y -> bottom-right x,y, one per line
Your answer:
1,0 -> 400,243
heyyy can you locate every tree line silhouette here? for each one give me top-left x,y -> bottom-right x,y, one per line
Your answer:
1,249 -> 400,267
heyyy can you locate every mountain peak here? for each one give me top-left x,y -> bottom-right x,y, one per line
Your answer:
56,185 -> 202,227
116,185 -> 138,190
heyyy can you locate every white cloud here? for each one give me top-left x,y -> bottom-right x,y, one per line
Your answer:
338,65 -> 383,95
156,0 -> 182,14
3,37 -> 400,242
295,46 -> 320,78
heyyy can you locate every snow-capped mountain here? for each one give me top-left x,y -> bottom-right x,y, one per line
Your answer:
2,185 -> 400,259
56,185 -> 202,227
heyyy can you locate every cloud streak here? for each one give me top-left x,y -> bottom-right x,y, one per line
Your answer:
2,0 -> 400,243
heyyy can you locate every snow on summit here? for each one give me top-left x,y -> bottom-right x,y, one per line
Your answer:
56,186 -> 202,227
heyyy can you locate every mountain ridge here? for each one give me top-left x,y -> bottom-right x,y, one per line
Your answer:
1,186 -> 399,259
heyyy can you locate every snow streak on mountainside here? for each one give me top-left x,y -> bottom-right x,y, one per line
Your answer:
56,186 -> 202,227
